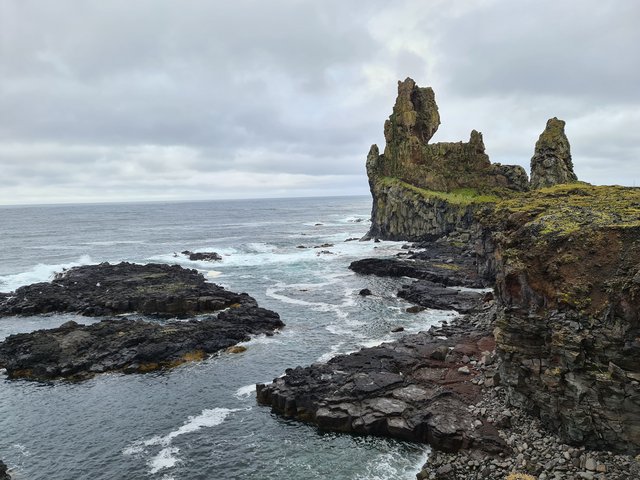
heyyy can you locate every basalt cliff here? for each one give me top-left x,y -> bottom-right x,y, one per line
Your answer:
364,79 -> 639,455
258,78 -> 638,478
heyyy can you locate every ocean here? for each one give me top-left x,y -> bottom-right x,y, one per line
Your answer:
0,196 -> 456,480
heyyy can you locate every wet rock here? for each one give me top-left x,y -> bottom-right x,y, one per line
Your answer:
0,262 -> 240,318
349,240 -> 488,288
257,322 -> 505,455
0,303 -> 282,381
0,461 -> 9,480
398,280 -> 484,313
359,288 -> 372,296
181,250 -> 222,261
530,117 -> 578,189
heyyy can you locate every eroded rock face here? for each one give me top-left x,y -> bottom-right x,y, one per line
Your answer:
0,303 -> 282,381
0,262 -> 239,317
529,117 -> 578,189
365,78 -> 528,241
484,184 -> 640,454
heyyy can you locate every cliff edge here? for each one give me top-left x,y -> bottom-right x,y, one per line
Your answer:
366,78 -> 528,241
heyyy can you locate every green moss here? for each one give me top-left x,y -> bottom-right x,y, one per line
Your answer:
490,183 -> 640,239
378,177 -> 500,205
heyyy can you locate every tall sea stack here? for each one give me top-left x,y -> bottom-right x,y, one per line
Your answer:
530,117 -> 578,189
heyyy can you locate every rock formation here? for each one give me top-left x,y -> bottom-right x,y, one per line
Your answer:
257,314 -> 504,454
366,78 -> 528,241
0,262 -> 240,317
0,304 -> 282,381
530,117 -> 578,189
0,262 -> 283,381
0,461 -> 9,480
484,184 -> 640,453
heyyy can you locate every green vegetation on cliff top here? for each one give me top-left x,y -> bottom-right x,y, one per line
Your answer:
378,176 -> 502,205
490,183 -> 640,237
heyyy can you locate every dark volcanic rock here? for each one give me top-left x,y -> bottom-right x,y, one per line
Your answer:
0,262 -> 240,317
182,251 -> 222,261
349,241 -> 487,288
529,117 -> 578,189
358,288 -> 372,296
0,461 -> 9,480
0,303 -> 283,381
257,318 -> 505,454
398,280 -> 485,313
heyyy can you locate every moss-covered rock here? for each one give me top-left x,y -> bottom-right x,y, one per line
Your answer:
365,78 -> 528,240
530,117 -> 578,189
481,184 -> 640,453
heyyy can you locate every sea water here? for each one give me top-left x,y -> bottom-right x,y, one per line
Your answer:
0,196 -> 455,480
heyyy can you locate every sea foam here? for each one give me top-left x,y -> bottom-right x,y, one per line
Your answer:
0,255 -> 93,292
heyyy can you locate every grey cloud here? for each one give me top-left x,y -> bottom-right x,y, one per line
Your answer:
0,0 -> 638,204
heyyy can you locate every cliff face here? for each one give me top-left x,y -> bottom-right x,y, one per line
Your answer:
483,184 -> 640,453
366,78 -> 528,241
530,118 -> 578,189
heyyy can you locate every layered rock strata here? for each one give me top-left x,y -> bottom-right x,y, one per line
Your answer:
530,117 -> 578,189
0,262 -> 240,317
484,184 -> 640,453
365,78 -> 528,240
257,310 -> 505,454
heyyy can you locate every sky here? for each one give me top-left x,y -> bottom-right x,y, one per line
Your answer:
1,0 -> 639,205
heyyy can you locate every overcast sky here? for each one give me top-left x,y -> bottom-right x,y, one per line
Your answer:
1,0 -> 639,205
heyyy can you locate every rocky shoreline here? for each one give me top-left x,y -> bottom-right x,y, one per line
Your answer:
0,263 -> 282,381
259,238 -> 639,478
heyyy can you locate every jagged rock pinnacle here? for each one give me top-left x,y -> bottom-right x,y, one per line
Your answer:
530,117 -> 578,189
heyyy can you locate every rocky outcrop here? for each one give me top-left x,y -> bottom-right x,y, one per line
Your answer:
0,302 -> 282,381
484,184 -> 640,454
530,117 -> 578,189
0,461 -> 9,480
397,280 -> 486,313
182,251 -> 222,261
257,313 -> 505,454
365,78 -> 528,241
349,240 -> 487,288
0,262 -> 240,317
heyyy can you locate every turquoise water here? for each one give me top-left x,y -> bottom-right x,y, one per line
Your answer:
0,196 -> 452,479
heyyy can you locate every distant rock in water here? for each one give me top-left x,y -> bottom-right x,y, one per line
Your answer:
0,262 -> 244,317
0,304 -> 283,381
182,251 -> 222,261
529,117 -> 578,189
0,461 -> 9,480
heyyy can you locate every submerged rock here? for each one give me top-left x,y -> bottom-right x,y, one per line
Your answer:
529,117 -> 578,189
0,303 -> 282,381
0,262 -> 239,317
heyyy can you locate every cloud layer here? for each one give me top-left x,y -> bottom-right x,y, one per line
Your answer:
2,0 -> 639,204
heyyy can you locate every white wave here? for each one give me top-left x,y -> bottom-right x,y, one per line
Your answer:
149,447 -> 180,474
0,255 -> 93,292
124,407 -> 240,475
359,447 -> 430,480
315,343 -> 345,363
234,384 -> 256,398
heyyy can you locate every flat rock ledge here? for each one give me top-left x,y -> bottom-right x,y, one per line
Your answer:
0,262 -> 241,317
257,308 -> 506,454
0,302 -> 283,381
